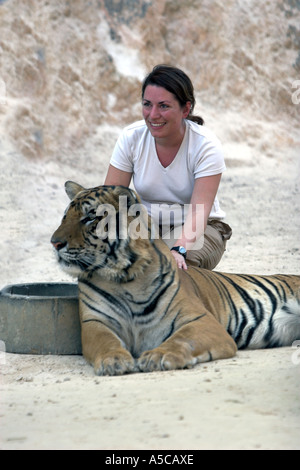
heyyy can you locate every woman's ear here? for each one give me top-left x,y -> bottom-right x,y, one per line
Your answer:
182,101 -> 192,118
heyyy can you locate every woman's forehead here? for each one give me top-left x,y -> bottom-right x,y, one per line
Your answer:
143,85 -> 176,103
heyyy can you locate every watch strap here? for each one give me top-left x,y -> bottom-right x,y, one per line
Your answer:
171,246 -> 187,259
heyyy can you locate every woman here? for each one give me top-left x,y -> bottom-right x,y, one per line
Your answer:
104,64 -> 232,270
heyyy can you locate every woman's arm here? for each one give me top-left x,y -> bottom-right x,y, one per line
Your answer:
172,174 -> 222,269
104,164 -> 132,187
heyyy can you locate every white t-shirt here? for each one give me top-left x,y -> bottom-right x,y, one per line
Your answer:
110,119 -> 226,234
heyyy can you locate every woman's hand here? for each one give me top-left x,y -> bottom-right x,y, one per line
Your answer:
171,250 -> 188,270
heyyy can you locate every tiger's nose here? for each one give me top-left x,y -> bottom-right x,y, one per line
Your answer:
51,236 -> 67,251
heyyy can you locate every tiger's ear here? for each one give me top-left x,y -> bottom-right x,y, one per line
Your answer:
65,181 -> 86,200
113,186 -> 141,206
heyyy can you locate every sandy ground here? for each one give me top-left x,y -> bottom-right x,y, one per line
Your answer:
0,117 -> 300,450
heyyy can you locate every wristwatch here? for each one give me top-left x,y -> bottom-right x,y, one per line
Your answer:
171,246 -> 187,259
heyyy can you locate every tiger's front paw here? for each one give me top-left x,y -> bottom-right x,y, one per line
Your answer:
138,348 -> 195,373
93,350 -> 135,376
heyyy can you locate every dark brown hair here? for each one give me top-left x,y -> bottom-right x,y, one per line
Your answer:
141,64 -> 204,125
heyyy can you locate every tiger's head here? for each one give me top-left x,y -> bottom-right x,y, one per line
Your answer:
51,181 -> 156,281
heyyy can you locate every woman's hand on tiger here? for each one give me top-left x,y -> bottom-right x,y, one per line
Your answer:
171,250 -> 188,270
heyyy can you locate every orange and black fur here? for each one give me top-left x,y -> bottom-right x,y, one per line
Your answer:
51,182 -> 300,375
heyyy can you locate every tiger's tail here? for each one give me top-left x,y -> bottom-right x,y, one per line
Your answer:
269,298 -> 300,348
243,297 -> 300,349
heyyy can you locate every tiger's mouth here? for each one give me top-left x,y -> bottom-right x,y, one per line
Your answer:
54,248 -> 94,273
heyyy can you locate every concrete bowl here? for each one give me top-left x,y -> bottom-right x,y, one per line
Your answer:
0,283 -> 81,355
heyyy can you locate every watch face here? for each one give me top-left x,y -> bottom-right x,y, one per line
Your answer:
179,246 -> 186,254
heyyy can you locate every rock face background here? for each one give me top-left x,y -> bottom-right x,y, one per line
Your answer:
0,0 -> 299,158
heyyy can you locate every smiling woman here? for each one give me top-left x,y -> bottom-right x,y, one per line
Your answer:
104,65 -> 232,270
142,85 -> 190,164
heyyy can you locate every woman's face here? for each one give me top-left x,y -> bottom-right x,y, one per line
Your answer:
142,85 -> 190,143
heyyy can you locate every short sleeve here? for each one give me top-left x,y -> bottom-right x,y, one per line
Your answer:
192,129 -> 226,179
110,130 -> 134,173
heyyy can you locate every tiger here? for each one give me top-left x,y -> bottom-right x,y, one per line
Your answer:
51,181 -> 300,376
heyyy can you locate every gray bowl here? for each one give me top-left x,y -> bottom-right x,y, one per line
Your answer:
0,283 -> 81,355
